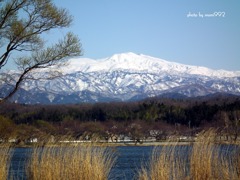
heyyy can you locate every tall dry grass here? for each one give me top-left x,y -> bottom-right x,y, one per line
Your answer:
26,141 -> 116,180
189,129 -> 217,180
139,143 -> 189,180
139,129 -> 240,180
0,143 -> 12,180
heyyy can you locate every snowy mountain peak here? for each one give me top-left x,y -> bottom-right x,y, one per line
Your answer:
2,52 -> 240,104
108,52 -> 140,61
102,52 -> 161,72
61,52 -> 240,78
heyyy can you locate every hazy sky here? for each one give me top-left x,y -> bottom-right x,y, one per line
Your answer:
4,0 -> 240,71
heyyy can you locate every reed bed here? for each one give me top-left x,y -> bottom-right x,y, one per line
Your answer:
26,141 -> 116,180
139,129 -> 240,180
139,143 -> 189,180
0,143 -> 12,180
1,130 -> 239,180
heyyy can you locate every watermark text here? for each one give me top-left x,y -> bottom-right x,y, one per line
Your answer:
187,12 -> 225,18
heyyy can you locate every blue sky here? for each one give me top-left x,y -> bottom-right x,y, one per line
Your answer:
4,0 -> 240,71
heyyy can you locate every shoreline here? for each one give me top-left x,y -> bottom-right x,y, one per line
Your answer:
1,141 -> 193,148
6,140 -> 239,148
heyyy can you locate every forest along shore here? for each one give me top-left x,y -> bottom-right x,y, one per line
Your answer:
1,94 -> 240,146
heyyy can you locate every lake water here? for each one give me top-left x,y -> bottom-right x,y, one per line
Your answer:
9,146 -> 154,180
110,146 -> 153,179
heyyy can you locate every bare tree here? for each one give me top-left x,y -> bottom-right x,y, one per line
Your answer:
0,0 -> 82,102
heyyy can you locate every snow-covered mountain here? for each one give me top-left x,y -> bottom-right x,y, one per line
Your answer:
1,52 -> 240,104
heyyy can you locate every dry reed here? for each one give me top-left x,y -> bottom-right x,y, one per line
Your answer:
139,129 -> 240,180
139,143 -> 188,180
26,141 -> 116,180
0,143 -> 12,180
189,129 -> 217,180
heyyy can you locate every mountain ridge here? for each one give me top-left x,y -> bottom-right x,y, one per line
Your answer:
1,52 -> 240,104
61,52 -> 240,78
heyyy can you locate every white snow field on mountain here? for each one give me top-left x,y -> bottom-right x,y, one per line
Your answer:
1,52 -> 240,104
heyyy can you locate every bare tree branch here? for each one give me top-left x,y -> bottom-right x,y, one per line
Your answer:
0,0 -> 82,102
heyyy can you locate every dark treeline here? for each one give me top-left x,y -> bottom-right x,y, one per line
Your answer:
1,94 -> 240,126
0,94 -> 240,143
